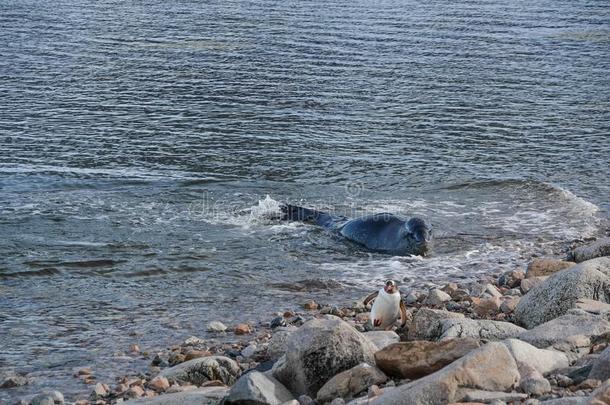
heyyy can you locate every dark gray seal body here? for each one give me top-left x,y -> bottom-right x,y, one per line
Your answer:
281,204 -> 432,256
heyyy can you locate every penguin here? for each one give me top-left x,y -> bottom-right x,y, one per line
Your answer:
363,280 -> 408,330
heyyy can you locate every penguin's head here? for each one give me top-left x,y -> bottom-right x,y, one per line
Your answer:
404,217 -> 433,256
384,279 -> 397,294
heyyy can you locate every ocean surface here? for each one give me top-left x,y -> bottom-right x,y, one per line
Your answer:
1,0 -> 609,401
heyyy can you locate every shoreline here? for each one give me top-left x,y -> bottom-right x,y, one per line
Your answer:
2,236 -> 610,405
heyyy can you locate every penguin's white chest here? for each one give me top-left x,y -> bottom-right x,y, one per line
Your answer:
370,289 -> 401,329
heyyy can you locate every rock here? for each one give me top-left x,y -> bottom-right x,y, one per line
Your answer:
241,344 -> 257,359
578,378 -> 601,389
425,289 -> 451,306
450,289 -> 472,302
91,383 -> 109,399
184,350 -> 212,361
407,308 -> 465,340
590,378 -> 610,405
225,371 -> 294,405
267,326 -> 297,361
31,391 -> 64,405
471,297 -> 501,317
539,398 -> 590,405
303,300 -> 319,310
298,394 -> 315,405
169,352 -> 186,366
121,387 -> 228,404
518,311 -> 610,349
520,276 -> 548,294
515,257 -> 610,328
126,385 -> 146,398
369,342 -> 520,405
589,346 -> 610,380
183,336 -> 205,346
207,321 -> 228,332
463,390 -> 528,402
442,283 -> 459,295
500,297 -> 520,314
374,338 -> 480,379
576,299 -> 610,314
438,318 -> 525,341
0,373 -> 28,388
501,339 -> 569,374
272,316 -> 377,397
483,284 -> 503,298
518,363 -> 551,395
363,331 -> 400,351
569,237 -> 610,263
159,356 -> 241,386
235,324 -> 252,335
330,398 -> 346,405
148,376 -> 170,393
316,363 -> 387,403
527,258 -> 576,278
405,291 -> 422,305
271,316 -> 287,328
498,270 -> 525,288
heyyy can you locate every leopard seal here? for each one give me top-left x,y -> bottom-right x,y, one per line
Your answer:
280,204 -> 432,256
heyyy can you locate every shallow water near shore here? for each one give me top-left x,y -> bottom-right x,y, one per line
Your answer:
1,0 -> 610,401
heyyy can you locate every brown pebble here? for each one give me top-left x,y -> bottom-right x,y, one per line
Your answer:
303,300 -> 319,310
185,350 -> 212,361
77,367 -> 93,376
471,297 -> 501,318
125,385 -> 145,398
283,311 -> 296,318
168,353 -> 186,365
234,324 -> 251,335
148,376 -> 170,393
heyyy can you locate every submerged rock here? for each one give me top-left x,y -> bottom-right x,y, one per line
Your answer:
272,316 -> 376,397
515,257 -> 610,328
159,356 -> 240,386
369,342 -> 520,405
374,338 -> 480,379
316,363 -> 387,403
225,371 -> 294,405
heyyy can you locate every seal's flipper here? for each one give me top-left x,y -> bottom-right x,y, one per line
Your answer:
280,204 -> 336,228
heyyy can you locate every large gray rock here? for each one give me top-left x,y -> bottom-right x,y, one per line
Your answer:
159,356 -> 240,386
122,387 -> 228,404
515,257 -> 610,328
363,331 -> 399,351
267,326 -> 297,360
316,363 -> 387,403
407,308 -> 465,340
589,345 -> 610,380
272,316 -> 377,398
519,311 -> 610,349
225,371 -> 293,405
501,338 -> 569,375
569,237 -> 610,263
369,342 -> 520,405
374,338 -> 481,379
438,318 -> 525,341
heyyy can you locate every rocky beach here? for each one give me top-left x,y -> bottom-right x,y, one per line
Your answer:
4,236 -> 610,405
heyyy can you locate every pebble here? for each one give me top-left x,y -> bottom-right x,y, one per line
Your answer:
425,289 -> 452,306
184,349 -> 211,361
241,344 -> 257,358
183,336 -> 205,346
125,385 -> 145,398
471,297 -> 501,317
298,394 -> 315,405
303,300 -> 319,310
270,316 -> 287,328
234,324 -> 252,335
578,378 -> 601,389
207,321 -> 228,332
91,383 -> 109,399
0,374 -> 28,388
148,376 -> 169,393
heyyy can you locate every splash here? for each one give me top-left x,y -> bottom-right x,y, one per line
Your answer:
249,195 -> 283,222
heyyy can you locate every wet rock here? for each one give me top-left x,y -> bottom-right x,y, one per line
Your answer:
362,331 -> 399,351
515,257 -> 610,328
521,276 -> 548,294
159,356 -> 241,386
369,342 -> 520,405
502,339 -> 569,374
267,326 -> 297,361
518,363 -> 551,395
463,390 -> 528,403
316,363 -> 387,403
272,316 -> 377,397
225,370 -> 294,405
407,308 -> 465,340
207,321 -> 228,332
498,270 -> 525,289
122,387 -> 228,404
148,376 -> 170,393
234,324 -> 252,335
518,311 -> 610,349
527,259 -> 575,278
271,316 -> 287,328
31,391 -> 64,405
374,338 -> 481,379
438,318 -> 525,341
424,289 -> 451,306
589,346 -> 610,380
471,297 -> 501,317
569,237 -> 610,263
0,373 -> 28,388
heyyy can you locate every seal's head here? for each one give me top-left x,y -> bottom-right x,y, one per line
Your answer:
384,279 -> 397,294
403,217 -> 433,256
